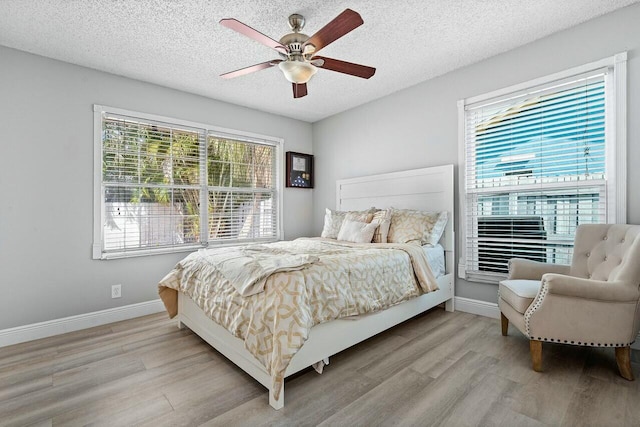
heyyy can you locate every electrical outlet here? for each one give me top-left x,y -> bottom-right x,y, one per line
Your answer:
111,284 -> 122,299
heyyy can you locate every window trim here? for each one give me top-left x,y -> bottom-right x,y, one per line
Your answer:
457,52 -> 627,281
92,105 -> 284,260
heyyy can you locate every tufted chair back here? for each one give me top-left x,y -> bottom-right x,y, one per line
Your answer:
569,224 -> 640,283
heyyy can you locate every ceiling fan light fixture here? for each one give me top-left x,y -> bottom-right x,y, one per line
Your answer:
278,60 -> 317,84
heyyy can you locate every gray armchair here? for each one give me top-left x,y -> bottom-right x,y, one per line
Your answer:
499,224 -> 640,380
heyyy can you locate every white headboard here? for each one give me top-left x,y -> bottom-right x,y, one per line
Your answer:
336,165 -> 455,274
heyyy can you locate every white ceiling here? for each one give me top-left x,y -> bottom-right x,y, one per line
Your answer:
0,0 -> 637,123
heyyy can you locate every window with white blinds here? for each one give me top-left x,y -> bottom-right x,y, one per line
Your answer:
459,55 -> 626,283
93,106 -> 282,259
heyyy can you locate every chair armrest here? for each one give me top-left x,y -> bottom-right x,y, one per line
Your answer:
542,273 -> 640,303
508,258 -> 570,280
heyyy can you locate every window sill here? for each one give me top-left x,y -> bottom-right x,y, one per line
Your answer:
94,239 -> 282,260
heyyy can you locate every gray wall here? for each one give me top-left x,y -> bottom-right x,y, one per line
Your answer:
312,3 -> 640,303
2,3 -> 639,330
0,46 -> 313,329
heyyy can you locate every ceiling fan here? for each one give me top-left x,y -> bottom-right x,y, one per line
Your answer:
219,9 -> 376,99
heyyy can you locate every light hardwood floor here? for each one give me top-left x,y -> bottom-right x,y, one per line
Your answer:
1,309 -> 639,426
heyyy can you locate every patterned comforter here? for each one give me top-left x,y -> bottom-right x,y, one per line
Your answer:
158,238 -> 439,400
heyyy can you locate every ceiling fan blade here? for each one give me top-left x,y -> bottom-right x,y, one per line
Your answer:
292,83 -> 308,98
220,60 -> 282,79
220,18 -> 289,54
303,9 -> 363,54
314,56 -> 376,79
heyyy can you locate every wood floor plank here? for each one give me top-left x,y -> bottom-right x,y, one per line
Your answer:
204,364 -> 380,426
392,306 -> 452,340
0,354 -> 147,425
409,317 -> 492,377
582,346 -> 640,390
2,308 -> 639,426
561,375 -> 629,427
317,366 -> 434,427
502,344 -> 589,426
108,312 -> 168,333
391,350 -> 499,425
0,345 -> 124,387
356,311 -> 478,382
0,375 -> 52,402
474,403 -> 547,427
0,347 -> 58,372
0,324 -> 113,360
326,330 -> 409,374
435,373 -> 519,427
23,419 -> 52,427
53,392 -> 174,426
138,368 -> 265,427
465,317 -> 529,360
52,319 -> 179,358
0,350 -> 217,426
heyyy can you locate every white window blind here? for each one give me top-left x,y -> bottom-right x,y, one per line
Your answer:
95,107 -> 282,259
207,136 -> 277,242
462,70 -> 611,283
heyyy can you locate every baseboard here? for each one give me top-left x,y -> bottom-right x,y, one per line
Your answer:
454,296 -> 500,319
0,299 -> 165,348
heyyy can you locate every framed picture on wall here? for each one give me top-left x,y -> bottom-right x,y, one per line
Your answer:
286,151 -> 314,188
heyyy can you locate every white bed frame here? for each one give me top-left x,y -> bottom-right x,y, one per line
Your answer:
176,164 -> 455,409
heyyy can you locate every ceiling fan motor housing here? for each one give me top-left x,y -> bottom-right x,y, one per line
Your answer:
279,32 -> 311,58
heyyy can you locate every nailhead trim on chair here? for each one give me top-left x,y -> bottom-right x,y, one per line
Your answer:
531,336 -> 633,347
523,279 -> 633,348
524,281 -> 547,336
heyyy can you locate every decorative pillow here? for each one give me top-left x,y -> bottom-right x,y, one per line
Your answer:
370,208 -> 392,243
337,220 -> 378,243
387,209 -> 448,246
321,208 -> 374,239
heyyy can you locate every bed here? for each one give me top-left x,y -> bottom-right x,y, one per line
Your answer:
159,164 -> 455,409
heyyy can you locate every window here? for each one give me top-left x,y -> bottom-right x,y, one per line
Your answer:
93,106 -> 282,259
459,53 -> 627,283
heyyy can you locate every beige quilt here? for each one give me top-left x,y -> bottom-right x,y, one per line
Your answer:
158,238 -> 439,400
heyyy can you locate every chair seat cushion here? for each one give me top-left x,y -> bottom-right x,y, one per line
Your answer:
499,279 -> 541,314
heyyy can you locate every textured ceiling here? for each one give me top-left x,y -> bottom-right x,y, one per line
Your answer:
0,0 -> 637,122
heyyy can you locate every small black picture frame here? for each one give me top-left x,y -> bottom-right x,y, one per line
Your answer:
286,151 -> 314,188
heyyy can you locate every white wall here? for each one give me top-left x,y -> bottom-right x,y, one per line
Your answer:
312,3 -> 640,303
0,46 -> 313,329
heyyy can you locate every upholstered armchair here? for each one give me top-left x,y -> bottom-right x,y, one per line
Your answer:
499,224 -> 640,380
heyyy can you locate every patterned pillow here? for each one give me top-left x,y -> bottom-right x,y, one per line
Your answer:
387,209 -> 448,246
370,208 -> 392,243
337,220 -> 378,243
320,208 -> 374,239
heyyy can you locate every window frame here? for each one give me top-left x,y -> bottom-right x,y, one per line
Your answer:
93,105 -> 284,260
457,52 -> 627,282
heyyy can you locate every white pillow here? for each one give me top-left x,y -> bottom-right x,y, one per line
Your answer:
321,208 -> 374,239
337,220 -> 378,243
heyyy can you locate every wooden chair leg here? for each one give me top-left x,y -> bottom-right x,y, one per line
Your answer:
615,346 -> 634,381
530,340 -> 543,372
500,312 -> 509,336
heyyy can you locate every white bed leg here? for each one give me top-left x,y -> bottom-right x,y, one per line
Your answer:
269,386 -> 284,410
177,319 -> 185,330
445,298 -> 454,312
269,384 -> 284,411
